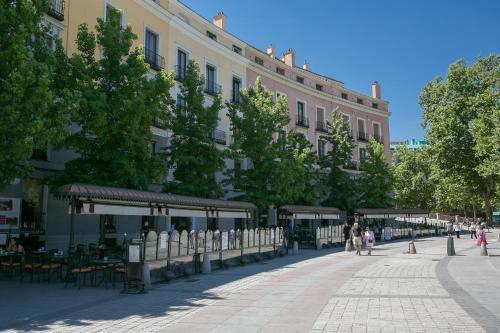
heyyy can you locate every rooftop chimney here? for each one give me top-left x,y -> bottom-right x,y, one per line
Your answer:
266,44 -> 274,58
302,60 -> 308,70
371,81 -> 381,99
213,12 -> 226,30
283,48 -> 295,68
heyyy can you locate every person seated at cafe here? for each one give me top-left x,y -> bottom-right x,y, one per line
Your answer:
6,238 -> 25,253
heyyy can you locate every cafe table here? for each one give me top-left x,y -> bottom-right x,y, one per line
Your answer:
92,258 -> 122,288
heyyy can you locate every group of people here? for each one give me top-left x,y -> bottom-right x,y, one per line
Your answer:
2,238 -> 25,253
343,222 -> 375,256
446,218 -> 488,246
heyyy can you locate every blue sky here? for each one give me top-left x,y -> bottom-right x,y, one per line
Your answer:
181,0 -> 499,141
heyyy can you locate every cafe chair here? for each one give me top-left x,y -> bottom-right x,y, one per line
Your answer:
1,253 -> 23,278
23,253 -> 43,282
65,254 -> 95,289
41,253 -> 63,283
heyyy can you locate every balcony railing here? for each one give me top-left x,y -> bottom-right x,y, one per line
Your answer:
211,129 -> 227,145
145,48 -> 165,71
296,117 -> 309,128
373,134 -> 384,144
152,117 -> 167,129
316,120 -> 328,132
204,80 -> 222,96
48,0 -> 65,21
174,65 -> 186,82
358,131 -> 368,142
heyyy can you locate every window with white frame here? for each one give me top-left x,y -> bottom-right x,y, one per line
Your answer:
318,139 -> 326,157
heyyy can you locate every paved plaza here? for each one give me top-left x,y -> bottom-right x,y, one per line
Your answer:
2,232 -> 500,333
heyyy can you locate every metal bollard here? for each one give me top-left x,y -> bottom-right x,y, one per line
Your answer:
202,251 -> 211,274
292,241 -> 299,255
447,236 -> 455,256
408,241 -> 416,254
316,239 -> 322,250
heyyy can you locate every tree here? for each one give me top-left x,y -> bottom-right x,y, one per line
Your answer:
358,138 -> 393,208
392,146 -> 434,209
320,109 -> 357,212
52,7 -> 173,189
0,0 -> 67,189
165,60 -> 223,198
272,131 -> 324,206
225,77 -> 290,211
420,55 -> 499,221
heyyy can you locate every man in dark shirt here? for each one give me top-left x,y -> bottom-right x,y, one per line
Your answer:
342,222 -> 351,245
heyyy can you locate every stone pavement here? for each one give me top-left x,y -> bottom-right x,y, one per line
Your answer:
1,232 -> 500,333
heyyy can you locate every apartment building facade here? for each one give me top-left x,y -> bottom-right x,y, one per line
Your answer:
0,0 -> 390,250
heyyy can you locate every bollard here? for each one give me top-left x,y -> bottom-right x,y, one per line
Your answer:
447,236 -> 455,256
497,233 -> 500,242
480,242 -> 488,256
345,241 -> 352,253
292,241 -> 299,255
316,239 -> 322,250
202,251 -> 211,274
143,262 -> 151,290
409,241 -> 417,254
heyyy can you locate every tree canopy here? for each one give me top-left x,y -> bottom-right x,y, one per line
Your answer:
164,60 -> 224,198
51,7 -> 173,189
0,0 -> 67,189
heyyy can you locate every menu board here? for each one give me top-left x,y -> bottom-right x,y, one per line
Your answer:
129,244 -> 141,263
0,198 -> 21,229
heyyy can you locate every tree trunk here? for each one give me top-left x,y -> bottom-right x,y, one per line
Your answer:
483,177 -> 492,223
473,204 -> 477,222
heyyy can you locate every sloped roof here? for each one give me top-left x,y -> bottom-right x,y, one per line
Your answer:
55,183 -> 256,211
279,205 -> 341,214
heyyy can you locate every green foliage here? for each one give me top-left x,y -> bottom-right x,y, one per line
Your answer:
273,131 -> 324,206
358,138 -> 392,208
392,146 -> 434,209
164,60 -> 223,198
320,109 -> 357,212
0,0 -> 67,189
225,78 -> 291,210
420,55 -> 499,220
52,8 -> 173,189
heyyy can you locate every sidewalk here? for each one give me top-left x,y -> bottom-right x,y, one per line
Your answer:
1,235 -> 499,332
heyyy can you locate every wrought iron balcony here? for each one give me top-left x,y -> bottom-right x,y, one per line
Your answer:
211,129 -> 227,145
358,131 -> 368,142
374,134 -> 384,144
174,65 -> 186,82
204,79 -> 222,96
316,120 -> 328,133
296,117 -> 309,128
48,0 -> 65,21
145,48 -> 165,71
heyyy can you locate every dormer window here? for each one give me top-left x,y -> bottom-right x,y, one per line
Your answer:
341,93 -> 348,100
232,45 -> 242,55
296,76 -> 304,84
255,56 -> 264,66
276,67 -> 285,75
372,102 -> 379,109
206,30 -> 217,41
316,84 -> 323,91
357,98 -> 363,105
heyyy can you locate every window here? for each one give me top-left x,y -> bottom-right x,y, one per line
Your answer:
205,64 -> 217,95
359,147 -> 367,161
206,30 -> 217,41
149,141 -> 156,154
176,49 -> 187,81
316,84 -> 323,91
232,45 -> 242,55
145,29 -> 160,69
318,140 -> 326,157
373,123 -> 381,142
358,119 -> 367,141
372,102 -> 378,109
296,76 -> 304,84
357,97 -> 363,105
316,107 -> 326,132
176,94 -> 186,107
297,101 -> 306,125
276,67 -> 285,75
141,216 -> 155,233
105,4 -> 122,26
341,93 -> 348,100
255,56 -> 264,66
232,76 -> 241,103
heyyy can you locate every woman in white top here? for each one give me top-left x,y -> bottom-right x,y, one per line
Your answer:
364,226 -> 375,256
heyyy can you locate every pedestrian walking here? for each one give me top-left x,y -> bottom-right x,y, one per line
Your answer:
352,222 -> 363,256
453,222 -> 461,238
342,222 -> 351,245
469,223 -> 477,239
364,226 -> 375,256
446,221 -> 454,236
476,225 -> 487,246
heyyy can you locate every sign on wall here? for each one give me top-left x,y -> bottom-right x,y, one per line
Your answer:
0,197 -> 21,229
